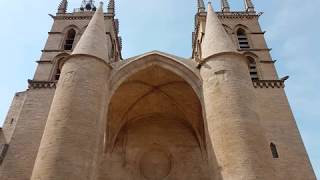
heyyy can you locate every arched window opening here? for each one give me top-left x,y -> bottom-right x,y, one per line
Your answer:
64,29 -> 76,50
55,68 -> 61,81
237,28 -> 250,49
270,143 -> 279,158
247,57 -> 259,80
53,56 -> 67,81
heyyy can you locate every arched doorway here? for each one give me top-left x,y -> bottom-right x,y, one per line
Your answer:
100,54 -> 210,180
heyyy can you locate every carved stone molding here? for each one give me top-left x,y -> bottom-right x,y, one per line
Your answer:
28,80 -> 57,89
51,13 -> 114,20
253,80 -> 285,88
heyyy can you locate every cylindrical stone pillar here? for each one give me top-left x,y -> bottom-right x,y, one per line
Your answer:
31,56 -> 110,180
201,53 -> 275,180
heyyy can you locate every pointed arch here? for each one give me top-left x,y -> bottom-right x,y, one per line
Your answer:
64,29 -> 76,50
233,24 -> 250,33
246,56 -> 259,80
50,53 -> 70,81
61,25 -> 80,51
109,51 -> 202,99
243,52 -> 260,80
107,52 -> 206,157
237,28 -> 250,49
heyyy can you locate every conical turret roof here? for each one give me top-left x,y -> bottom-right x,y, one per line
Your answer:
72,2 -> 109,61
201,2 -> 236,59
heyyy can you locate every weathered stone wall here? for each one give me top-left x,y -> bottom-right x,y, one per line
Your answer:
255,87 -> 317,180
1,92 -> 27,143
99,116 -> 210,180
0,130 -> 5,145
201,53 -> 275,180
0,88 -> 55,180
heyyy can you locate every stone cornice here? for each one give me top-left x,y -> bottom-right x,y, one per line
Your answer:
48,32 -> 63,35
50,13 -> 113,20
42,49 -> 65,53
250,31 -> 266,34
253,80 -> 285,88
238,48 -> 272,52
197,11 -> 263,19
217,12 -> 263,19
36,60 -> 52,64
260,60 -> 277,64
28,80 -> 56,89
27,79 -> 285,89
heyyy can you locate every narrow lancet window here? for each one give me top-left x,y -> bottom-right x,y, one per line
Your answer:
247,57 -> 259,80
270,143 -> 279,158
0,144 -> 9,165
237,28 -> 250,49
64,29 -> 76,50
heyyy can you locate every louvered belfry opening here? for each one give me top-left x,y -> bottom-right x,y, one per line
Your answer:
64,29 -> 76,50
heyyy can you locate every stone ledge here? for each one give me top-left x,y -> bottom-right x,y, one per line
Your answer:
253,80 -> 285,88
27,80 -> 285,89
28,80 -> 57,89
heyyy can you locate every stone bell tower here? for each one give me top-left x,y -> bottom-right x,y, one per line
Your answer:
0,0 -> 316,180
192,0 -> 316,179
0,1 -> 121,179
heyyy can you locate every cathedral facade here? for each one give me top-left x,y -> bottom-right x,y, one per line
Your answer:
0,0 -> 316,179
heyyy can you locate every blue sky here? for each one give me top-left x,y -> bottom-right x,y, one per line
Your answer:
0,0 -> 318,177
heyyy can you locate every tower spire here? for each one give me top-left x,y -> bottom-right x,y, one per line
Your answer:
107,0 -> 115,15
244,0 -> 255,12
221,0 -> 230,12
57,0 -> 68,14
201,2 -> 236,59
197,0 -> 205,12
73,2 -> 109,61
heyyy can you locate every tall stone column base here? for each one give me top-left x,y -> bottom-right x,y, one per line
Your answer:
201,53 -> 275,180
31,56 -> 110,180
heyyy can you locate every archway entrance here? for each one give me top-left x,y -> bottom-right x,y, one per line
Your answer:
100,61 -> 210,180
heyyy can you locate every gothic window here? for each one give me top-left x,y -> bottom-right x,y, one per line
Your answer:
237,28 -> 250,49
0,144 -> 9,165
53,56 -> 67,81
247,57 -> 259,80
64,29 -> 76,50
270,143 -> 279,158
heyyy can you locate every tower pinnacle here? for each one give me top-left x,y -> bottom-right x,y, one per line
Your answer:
197,0 -> 205,12
244,0 -> 255,12
107,0 -> 115,15
221,0 -> 230,12
57,0 -> 68,14
73,2 -> 110,61
201,2 -> 236,59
